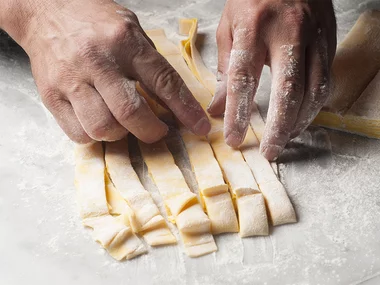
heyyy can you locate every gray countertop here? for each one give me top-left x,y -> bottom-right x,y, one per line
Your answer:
1,1 -> 380,284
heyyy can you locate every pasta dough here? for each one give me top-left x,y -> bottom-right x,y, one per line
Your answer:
146,29 -> 270,236
74,142 -> 146,260
313,10 -> 380,138
177,19 -> 296,226
139,139 -> 217,257
105,139 -> 176,246
179,129 -> 239,234
324,10 -> 380,113
137,81 -> 239,235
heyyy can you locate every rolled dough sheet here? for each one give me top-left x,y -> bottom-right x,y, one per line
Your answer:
313,10 -> 380,138
74,142 -> 147,260
177,19 -> 296,226
105,139 -> 176,246
146,28 -> 270,236
139,139 -> 217,257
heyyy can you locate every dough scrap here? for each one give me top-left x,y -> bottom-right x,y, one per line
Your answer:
74,142 -> 147,260
177,18 -> 296,226
139,139 -> 217,257
105,139 -> 177,246
146,28 -> 269,236
313,10 -> 380,138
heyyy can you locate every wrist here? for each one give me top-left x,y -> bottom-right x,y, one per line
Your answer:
0,0 -> 44,44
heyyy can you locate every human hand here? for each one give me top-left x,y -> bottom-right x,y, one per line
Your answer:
1,0 -> 210,143
210,0 -> 336,160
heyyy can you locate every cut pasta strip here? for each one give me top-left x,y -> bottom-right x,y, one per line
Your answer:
177,18 -> 296,226
137,80 -> 238,235
146,28 -> 269,236
139,139 -> 217,257
180,129 -> 239,234
105,139 -> 177,246
74,142 -> 146,260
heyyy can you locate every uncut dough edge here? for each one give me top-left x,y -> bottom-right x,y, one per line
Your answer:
146,28 -> 270,236
176,19 -> 297,226
104,139 -> 177,246
312,10 -> 380,139
74,142 -> 147,260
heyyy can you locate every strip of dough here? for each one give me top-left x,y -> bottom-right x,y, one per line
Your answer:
324,10 -> 380,113
146,29 -> 269,236
74,142 -> 146,260
139,139 -> 217,257
105,139 -> 176,246
180,129 -> 239,234
177,19 -> 296,226
312,10 -> 380,139
136,84 -> 239,235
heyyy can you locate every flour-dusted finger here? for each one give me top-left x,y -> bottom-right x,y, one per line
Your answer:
94,71 -> 168,143
207,14 -> 232,116
224,28 -> 266,148
260,43 -> 306,161
292,40 -> 330,138
68,84 -> 128,141
41,88 -> 91,143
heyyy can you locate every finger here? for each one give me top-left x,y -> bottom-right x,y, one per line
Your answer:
260,43 -> 306,161
68,84 -> 128,141
41,90 -> 91,143
291,41 -> 330,138
224,28 -> 266,147
207,15 -> 232,115
94,71 -> 168,143
129,41 -> 211,136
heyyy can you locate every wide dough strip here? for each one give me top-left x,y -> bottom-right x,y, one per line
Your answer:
136,84 -> 239,235
104,139 -> 176,246
312,10 -> 380,139
177,19 -> 297,226
324,10 -> 380,113
146,29 -> 270,236
74,142 -> 147,260
139,139 -> 217,257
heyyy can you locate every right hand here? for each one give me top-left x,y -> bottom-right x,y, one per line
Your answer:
1,0 -> 211,143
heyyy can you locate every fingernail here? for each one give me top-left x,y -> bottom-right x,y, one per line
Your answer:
260,144 -> 283,161
225,131 -> 243,148
193,117 -> 211,136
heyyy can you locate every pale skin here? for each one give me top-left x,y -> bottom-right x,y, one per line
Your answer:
0,0 -> 336,161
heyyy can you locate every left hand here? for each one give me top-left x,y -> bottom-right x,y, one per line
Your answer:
209,0 -> 337,160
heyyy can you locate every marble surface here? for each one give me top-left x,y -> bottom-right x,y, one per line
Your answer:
1,0 -> 380,284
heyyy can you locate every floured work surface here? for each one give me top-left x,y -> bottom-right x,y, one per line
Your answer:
313,10 -> 380,138
2,1 -> 380,285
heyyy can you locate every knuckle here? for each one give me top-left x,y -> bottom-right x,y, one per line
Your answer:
40,86 -> 61,108
124,10 -> 139,22
228,71 -> 257,94
114,97 -> 141,122
153,63 -> 182,96
108,20 -> 139,44
283,7 -> 308,38
279,77 -> 302,97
